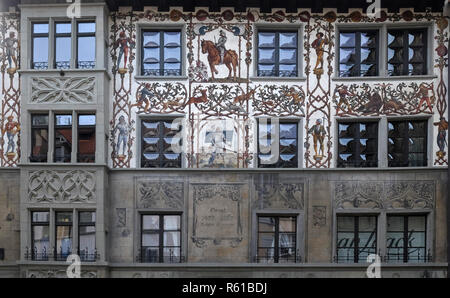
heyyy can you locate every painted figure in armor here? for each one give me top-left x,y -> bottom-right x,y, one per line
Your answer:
215,30 -> 227,64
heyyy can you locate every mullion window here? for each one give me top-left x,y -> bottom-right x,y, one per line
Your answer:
142,30 -> 181,76
257,31 -> 298,77
258,120 -> 298,168
77,114 -> 96,163
141,214 -> 181,263
32,23 -> 49,69
388,29 -> 427,76
78,211 -> 96,261
141,119 -> 182,168
388,120 -> 427,167
31,211 -> 50,260
387,215 -> 427,263
55,212 -> 73,261
77,21 -> 96,69
31,114 -> 49,162
336,216 -> 377,263
257,216 -> 297,263
338,122 -> 378,168
54,22 -> 72,69
54,114 -> 73,163
339,31 -> 378,77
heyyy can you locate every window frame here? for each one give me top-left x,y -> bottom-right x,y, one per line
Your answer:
387,28 -> 428,76
335,215 -> 378,263
256,118 -> 300,168
256,215 -> 298,263
140,117 -> 183,168
30,211 -> 50,261
54,21 -> 72,69
31,22 -> 50,70
140,29 -> 182,77
338,30 -> 379,77
387,118 -> 428,167
54,211 -> 73,261
337,120 -> 379,168
53,114 -> 73,163
78,211 -> 96,262
77,114 -> 96,163
256,30 -> 299,78
140,214 -> 182,263
30,114 -> 49,162
76,20 -> 96,69
386,214 -> 428,263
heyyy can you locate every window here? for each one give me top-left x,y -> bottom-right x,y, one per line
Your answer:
141,30 -> 181,76
257,31 -> 298,77
258,120 -> 298,168
337,122 -> 378,167
31,115 -> 49,162
54,114 -> 73,163
31,211 -> 50,261
386,215 -> 428,263
77,115 -> 96,163
388,120 -> 427,167
32,23 -> 49,69
140,215 -> 181,263
257,216 -> 297,263
55,22 -> 71,69
336,216 -> 377,263
77,22 -> 96,69
388,29 -> 427,76
55,212 -> 73,261
141,119 -> 182,168
339,31 -> 378,77
78,211 -> 96,262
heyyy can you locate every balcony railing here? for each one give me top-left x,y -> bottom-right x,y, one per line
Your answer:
136,249 -> 185,263
77,61 -> 95,69
25,246 -> 99,262
333,249 -> 433,263
254,248 -> 302,263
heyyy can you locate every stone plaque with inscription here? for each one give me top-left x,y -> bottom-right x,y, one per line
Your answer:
189,183 -> 248,262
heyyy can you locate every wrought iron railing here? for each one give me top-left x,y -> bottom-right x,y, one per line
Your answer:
77,61 -> 96,69
25,246 -> 99,262
254,248 -> 302,263
32,62 -> 48,70
333,249 -> 433,263
136,249 -> 185,263
55,61 -> 70,69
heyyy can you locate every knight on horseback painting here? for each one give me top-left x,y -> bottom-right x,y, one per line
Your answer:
200,29 -> 239,81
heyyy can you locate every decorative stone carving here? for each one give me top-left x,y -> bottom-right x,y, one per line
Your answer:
334,181 -> 435,210
30,77 -> 96,103
136,181 -> 184,209
28,170 -> 96,203
191,183 -> 243,248
27,270 -> 97,278
116,208 -> 126,227
312,206 -> 326,227
254,183 -> 304,210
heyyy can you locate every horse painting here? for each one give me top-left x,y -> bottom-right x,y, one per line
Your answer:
201,39 -> 239,80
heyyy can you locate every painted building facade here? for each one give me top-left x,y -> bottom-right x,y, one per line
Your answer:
0,0 -> 448,277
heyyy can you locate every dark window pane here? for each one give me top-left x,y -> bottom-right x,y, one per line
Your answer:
338,122 -> 378,167
388,120 -> 427,167
78,115 -> 95,163
339,31 -> 378,77
55,115 -> 72,163
258,31 -> 298,77
31,115 -> 49,162
257,216 -> 297,263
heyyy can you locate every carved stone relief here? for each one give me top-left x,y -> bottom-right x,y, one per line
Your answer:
191,183 -> 244,248
30,77 -> 96,104
334,181 -> 435,210
27,270 -> 97,278
254,182 -> 304,210
136,180 -> 184,209
116,208 -> 126,227
312,206 -> 326,227
28,170 -> 96,203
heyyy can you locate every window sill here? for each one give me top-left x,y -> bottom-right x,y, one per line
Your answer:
332,75 -> 438,81
250,76 -> 307,82
134,75 -> 188,81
